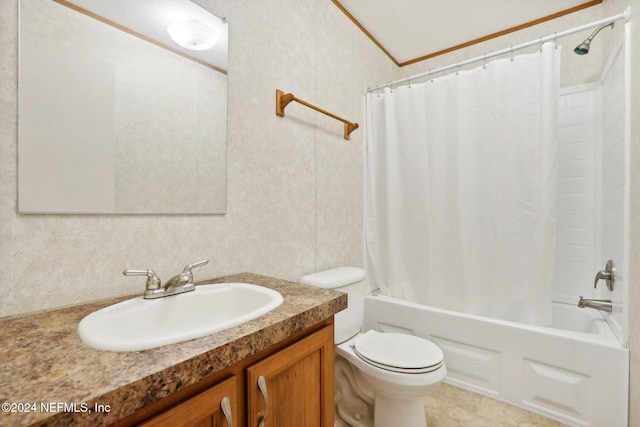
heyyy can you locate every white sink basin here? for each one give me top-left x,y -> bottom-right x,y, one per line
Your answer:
78,283 -> 283,351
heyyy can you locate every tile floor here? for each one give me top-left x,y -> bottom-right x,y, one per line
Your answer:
334,383 -> 567,427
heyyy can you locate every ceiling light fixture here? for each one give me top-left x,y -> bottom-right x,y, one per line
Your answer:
167,20 -> 219,51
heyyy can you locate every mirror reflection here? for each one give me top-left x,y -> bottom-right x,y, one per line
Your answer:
18,0 -> 228,214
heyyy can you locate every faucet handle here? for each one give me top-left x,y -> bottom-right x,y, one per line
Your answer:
183,259 -> 209,274
169,259 -> 209,288
593,260 -> 615,291
123,269 -> 162,291
180,259 -> 209,282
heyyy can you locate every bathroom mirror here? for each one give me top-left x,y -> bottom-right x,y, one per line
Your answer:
18,0 -> 228,214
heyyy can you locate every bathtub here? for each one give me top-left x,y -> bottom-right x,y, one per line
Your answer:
362,294 -> 629,427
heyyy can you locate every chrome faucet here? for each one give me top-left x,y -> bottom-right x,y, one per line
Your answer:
577,296 -> 612,312
164,259 -> 209,295
123,259 -> 209,299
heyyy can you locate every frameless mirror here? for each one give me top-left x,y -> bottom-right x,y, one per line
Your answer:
18,0 -> 228,214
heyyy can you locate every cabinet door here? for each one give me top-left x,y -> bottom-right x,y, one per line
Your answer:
246,325 -> 334,427
139,376 -> 237,427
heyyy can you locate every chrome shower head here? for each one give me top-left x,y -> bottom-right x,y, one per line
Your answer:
574,22 -> 614,55
573,40 -> 591,55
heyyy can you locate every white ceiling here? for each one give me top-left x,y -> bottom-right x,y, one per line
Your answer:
335,0 -> 599,65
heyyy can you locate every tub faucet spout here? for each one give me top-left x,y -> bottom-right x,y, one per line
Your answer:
577,296 -> 612,312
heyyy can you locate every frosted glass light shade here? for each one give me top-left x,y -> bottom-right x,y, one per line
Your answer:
167,20 -> 219,51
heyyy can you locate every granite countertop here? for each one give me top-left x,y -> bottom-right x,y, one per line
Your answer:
0,272 -> 347,427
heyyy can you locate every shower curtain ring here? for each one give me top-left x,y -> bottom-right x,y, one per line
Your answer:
539,36 -> 543,52
482,54 -> 487,69
510,46 -> 514,61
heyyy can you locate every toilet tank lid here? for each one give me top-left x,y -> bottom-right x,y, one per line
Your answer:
299,267 -> 365,289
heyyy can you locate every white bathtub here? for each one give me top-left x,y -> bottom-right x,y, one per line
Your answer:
362,294 -> 629,427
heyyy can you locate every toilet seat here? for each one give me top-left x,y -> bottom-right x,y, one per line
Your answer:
353,330 -> 444,374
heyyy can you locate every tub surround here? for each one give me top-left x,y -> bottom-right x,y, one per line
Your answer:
364,294 -> 628,427
0,272 -> 347,427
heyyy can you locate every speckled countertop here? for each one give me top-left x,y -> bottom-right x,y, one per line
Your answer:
0,273 -> 347,427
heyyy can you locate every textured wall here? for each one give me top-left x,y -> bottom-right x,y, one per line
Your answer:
395,5 -> 608,88
0,0 -> 396,316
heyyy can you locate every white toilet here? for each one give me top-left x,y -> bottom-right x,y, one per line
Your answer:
300,267 -> 446,427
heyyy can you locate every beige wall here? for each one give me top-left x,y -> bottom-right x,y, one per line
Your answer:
1,0 -> 638,424
0,0 -> 396,316
397,6 -> 608,87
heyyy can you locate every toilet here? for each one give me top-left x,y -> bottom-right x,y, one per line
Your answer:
300,267 -> 446,427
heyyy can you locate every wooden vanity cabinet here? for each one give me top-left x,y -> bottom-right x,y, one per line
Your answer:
138,376 -> 236,427
246,324 -> 334,427
129,322 -> 334,427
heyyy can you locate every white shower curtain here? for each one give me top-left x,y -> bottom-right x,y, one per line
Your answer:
366,43 -> 560,325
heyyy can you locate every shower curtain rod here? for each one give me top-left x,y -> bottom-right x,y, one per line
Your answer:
367,8 -> 630,92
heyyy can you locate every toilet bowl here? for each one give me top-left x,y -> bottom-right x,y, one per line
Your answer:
335,330 -> 446,427
300,267 -> 446,427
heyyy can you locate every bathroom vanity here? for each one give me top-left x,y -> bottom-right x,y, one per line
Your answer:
0,273 -> 346,426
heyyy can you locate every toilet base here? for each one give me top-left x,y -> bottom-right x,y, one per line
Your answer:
336,356 -> 374,427
337,400 -> 373,427
374,394 -> 426,427
337,392 -> 427,427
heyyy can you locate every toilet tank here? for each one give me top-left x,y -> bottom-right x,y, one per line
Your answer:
299,267 -> 366,344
